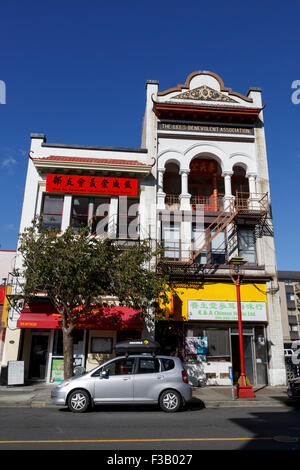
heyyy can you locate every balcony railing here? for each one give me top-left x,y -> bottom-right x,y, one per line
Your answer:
164,192 -> 269,213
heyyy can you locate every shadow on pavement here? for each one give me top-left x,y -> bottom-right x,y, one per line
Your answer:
57,397 -> 206,413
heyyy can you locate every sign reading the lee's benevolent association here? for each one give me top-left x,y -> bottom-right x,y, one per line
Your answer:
158,122 -> 254,135
46,174 -> 138,196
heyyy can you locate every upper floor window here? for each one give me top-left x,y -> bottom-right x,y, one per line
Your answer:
117,197 -> 139,239
238,227 -> 257,265
71,196 -> 110,235
40,194 -> 64,231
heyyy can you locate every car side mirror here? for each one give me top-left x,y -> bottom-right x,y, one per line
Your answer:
100,369 -> 109,379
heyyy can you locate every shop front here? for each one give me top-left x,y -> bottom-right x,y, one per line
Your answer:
17,302 -> 143,382
156,281 -> 269,386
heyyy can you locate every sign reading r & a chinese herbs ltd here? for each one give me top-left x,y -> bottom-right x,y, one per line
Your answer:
188,300 -> 267,322
46,174 -> 138,196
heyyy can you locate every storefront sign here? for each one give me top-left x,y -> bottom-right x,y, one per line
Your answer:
188,300 -> 267,322
158,122 -> 254,135
46,174 -> 138,196
7,361 -> 24,385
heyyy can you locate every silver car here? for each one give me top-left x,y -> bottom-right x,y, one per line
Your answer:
51,355 -> 192,413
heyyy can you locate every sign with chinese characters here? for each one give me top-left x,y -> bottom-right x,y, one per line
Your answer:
190,159 -> 218,175
46,174 -> 138,196
188,300 -> 267,322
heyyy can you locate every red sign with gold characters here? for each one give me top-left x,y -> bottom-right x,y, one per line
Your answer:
190,159 -> 218,175
46,174 -> 138,196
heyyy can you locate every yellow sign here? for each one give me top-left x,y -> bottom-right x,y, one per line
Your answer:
159,282 -> 268,322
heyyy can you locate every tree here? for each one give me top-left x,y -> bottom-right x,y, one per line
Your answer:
12,219 -> 168,379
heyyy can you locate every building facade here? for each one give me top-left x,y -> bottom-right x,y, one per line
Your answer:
146,71 -> 286,386
2,70 -> 286,386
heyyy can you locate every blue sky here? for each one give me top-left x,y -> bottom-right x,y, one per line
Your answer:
0,1 -> 299,270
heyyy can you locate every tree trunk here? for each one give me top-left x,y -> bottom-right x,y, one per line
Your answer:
63,328 -> 74,379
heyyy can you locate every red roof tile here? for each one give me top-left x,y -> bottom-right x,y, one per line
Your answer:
32,155 -> 151,167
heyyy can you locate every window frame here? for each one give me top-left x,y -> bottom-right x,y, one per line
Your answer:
40,193 -> 64,232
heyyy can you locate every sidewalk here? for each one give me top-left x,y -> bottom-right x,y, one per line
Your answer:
0,382 -> 293,409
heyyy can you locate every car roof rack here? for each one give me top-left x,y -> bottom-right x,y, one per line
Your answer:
114,340 -> 161,357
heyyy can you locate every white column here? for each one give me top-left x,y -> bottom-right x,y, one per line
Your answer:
157,168 -> 166,210
61,194 -> 72,232
247,173 -> 260,210
179,169 -> 191,210
223,171 -> 234,211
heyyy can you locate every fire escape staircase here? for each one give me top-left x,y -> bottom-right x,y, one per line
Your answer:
189,200 -> 238,265
189,192 -> 269,265
159,192 -> 269,267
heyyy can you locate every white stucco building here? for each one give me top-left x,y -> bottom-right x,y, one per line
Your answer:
2,70 -> 286,386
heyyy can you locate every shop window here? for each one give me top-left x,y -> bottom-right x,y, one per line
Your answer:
186,326 -> 230,359
40,194 -> 64,231
237,226 -> 257,265
91,337 -> 113,354
206,329 -> 230,357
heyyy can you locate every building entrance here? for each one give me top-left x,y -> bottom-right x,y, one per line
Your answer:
231,333 -> 254,385
29,333 -> 50,380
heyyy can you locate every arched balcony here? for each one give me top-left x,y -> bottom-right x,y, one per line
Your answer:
157,156 -> 264,213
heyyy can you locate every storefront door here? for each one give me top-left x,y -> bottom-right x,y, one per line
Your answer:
29,332 -> 50,380
231,333 -> 254,385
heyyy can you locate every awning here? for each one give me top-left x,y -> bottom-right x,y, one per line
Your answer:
17,302 -> 143,330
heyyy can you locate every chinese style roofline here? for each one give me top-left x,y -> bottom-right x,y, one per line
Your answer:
153,102 -> 262,125
31,155 -> 153,175
157,70 -> 255,103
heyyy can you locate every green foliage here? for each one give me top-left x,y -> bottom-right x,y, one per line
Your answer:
13,218 -> 169,333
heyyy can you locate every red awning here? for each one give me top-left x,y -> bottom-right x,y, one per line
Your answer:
17,302 -> 143,330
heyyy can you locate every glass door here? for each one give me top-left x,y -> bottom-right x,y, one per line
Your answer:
29,332 -> 50,380
230,330 -> 255,385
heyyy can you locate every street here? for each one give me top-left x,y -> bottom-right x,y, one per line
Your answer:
0,402 -> 300,453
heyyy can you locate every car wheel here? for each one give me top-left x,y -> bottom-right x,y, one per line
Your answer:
159,389 -> 181,413
68,390 -> 90,413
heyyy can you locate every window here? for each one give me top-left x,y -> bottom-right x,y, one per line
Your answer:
162,223 -> 180,259
71,197 -> 90,232
118,197 -> 139,239
71,197 -> 110,235
286,293 -> 295,301
103,357 -> 135,376
40,194 -> 64,231
211,230 -> 226,264
91,337 -> 113,354
238,227 -> 257,265
137,357 -> 160,374
161,358 -> 175,371
285,280 -> 293,285
91,198 -> 110,236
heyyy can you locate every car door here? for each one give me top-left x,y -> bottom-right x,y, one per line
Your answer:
93,357 -> 135,403
133,356 -> 162,402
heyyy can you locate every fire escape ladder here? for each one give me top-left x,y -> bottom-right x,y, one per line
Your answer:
189,201 -> 238,264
